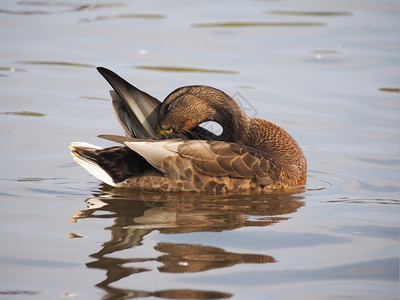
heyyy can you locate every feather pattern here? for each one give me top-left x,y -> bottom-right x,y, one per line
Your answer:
70,67 -> 307,193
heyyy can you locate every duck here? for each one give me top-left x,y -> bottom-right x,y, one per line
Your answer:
69,67 -> 307,193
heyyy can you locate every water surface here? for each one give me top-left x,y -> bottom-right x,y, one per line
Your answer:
0,0 -> 399,299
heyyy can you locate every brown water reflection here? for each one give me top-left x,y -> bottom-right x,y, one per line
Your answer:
71,189 -> 304,299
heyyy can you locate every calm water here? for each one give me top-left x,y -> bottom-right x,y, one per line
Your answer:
0,0 -> 399,299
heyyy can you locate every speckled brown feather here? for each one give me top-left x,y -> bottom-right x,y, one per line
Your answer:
115,137 -> 304,192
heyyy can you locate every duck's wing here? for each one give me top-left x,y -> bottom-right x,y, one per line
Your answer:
97,67 -> 161,138
70,139 -> 289,190
125,139 -> 278,185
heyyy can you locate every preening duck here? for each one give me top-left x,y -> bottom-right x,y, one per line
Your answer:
69,67 -> 307,193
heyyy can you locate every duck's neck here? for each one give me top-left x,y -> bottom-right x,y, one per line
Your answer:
210,98 -> 249,143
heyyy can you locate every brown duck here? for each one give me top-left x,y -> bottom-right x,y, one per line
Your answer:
70,67 -> 307,193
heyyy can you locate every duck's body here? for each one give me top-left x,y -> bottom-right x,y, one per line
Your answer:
70,67 -> 307,193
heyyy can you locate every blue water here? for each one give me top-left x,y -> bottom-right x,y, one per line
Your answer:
0,0 -> 399,299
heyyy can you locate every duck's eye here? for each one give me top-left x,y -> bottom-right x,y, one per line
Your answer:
163,102 -> 175,115
199,121 -> 223,136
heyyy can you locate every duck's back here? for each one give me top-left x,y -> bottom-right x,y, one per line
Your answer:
240,117 -> 307,188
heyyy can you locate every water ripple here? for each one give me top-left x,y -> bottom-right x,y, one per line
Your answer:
193,22 -> 325,27
135,66 -> 238,74
79,13 -> 165,23
266,10 -> 353,17
15,61 -> 95,68
0,111 -> 46,117
1,1 -> 128,15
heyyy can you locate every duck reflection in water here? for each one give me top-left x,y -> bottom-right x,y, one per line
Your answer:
71,187 -> 304,299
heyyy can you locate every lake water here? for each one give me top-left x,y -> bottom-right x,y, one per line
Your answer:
0,0 -> 399,299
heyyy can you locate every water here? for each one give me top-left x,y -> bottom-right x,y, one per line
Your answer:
0,0 -> 399,299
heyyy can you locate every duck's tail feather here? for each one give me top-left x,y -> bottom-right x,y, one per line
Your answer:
69,142 -> 157,187
69,142 -> 117,187
97,67 -> 161,139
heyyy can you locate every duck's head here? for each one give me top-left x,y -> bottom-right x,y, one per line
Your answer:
157,85 -> 247,141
